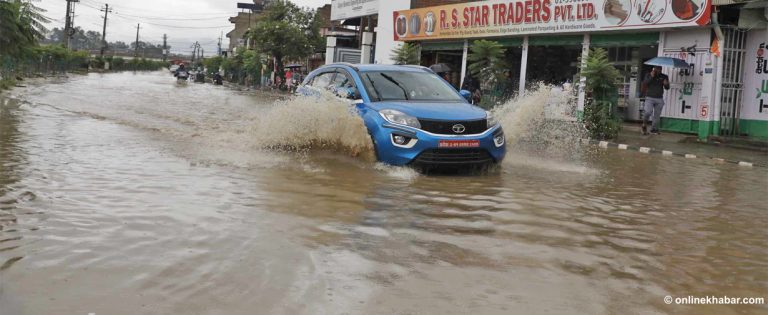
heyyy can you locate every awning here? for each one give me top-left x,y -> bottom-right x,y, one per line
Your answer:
420,41 -> 464,51
591,33 -> 659,47
528,35 -> 583,46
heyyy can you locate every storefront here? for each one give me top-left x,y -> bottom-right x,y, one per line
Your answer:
389,0 -> 768,141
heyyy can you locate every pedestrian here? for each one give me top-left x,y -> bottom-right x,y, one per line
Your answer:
640,66 -> 670,135
461,73 -> 482,104
285,69 -> 294,92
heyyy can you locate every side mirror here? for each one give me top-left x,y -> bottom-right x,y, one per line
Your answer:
459,89 -> 472,101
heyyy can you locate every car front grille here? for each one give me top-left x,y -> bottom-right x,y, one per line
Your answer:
418,119 -> 488,135
413,149 -> 494,165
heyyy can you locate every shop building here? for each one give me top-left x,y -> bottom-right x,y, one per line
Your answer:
390,0 -> 768,140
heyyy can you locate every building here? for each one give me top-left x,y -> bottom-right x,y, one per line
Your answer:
383,0 -> 767,140
226,1 -> 269,55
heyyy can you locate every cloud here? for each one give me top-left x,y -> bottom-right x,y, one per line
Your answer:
39,0 -> 330,54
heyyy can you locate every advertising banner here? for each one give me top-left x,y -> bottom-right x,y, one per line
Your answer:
332,0 -> 379,21
393,0 -> 711,41
742,29 -> 768,120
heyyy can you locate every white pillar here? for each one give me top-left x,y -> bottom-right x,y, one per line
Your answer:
361,32 -> 374,64
577,34 -> 590,115
460,39 -> 468,89
518,36 -> 529,95
325,35 -> 337,65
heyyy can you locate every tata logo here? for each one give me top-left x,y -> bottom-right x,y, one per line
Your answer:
452,124 -> 466,134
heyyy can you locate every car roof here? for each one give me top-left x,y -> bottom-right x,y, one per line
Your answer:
319,63 -> 432,73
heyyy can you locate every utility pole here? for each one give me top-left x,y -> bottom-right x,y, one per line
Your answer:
201,49 -> 204,60
133,24 -> 141,59
63,0 -> 80,49
99,3 -> 112,57
217,32 -> 222,56
191,41 -> 200,65
162,34 -> 168,62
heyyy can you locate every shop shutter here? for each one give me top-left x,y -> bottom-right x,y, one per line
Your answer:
528,35 -> 583,46
478,38 -> 524,47
420,41 -> 465,51
591,33 -> 659,47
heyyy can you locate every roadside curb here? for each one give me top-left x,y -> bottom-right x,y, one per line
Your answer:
582,139 -> 765,168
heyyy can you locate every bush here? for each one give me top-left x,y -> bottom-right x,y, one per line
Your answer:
391,43 -> 420,65
581,48 -> 622,140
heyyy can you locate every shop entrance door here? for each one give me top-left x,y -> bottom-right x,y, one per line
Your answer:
719,28 -> 748,137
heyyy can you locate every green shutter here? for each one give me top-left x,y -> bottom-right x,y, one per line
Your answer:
420,41 -> 465,51
528,35 -> 583,46
484,37 -> 524,47
591,33 -> 659,47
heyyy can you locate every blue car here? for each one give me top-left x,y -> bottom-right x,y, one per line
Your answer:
298,63 -> 505,167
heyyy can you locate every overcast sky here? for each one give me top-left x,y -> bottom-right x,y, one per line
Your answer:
37,0 -> 329,55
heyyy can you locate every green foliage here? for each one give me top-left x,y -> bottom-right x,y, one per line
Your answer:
250,0 -> 321,74
581,48 -> 622,140
0,0 -> 49,58
241,50 -> 263,77
203,56 -> 223,75
391,43 -> 420,65
468,40 -> 506,90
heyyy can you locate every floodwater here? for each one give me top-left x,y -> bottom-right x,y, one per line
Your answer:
0,72 -> 766,315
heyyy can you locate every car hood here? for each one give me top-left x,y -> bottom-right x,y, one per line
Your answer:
367,101 -> 487,121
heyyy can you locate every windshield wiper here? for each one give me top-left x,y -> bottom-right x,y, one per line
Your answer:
380,73 -> 409,100
365,75 -> 383,102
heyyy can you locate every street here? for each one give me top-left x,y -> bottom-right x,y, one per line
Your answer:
1,72 -> 766,314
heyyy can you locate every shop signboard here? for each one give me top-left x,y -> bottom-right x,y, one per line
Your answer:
393,0 -> 711,41
743,29 -> 768,119
332,0 -> 379,21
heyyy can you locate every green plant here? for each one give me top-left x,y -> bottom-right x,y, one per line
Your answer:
250,0 -> 320,79
467,40 -> 506,90
203,55 -> 223,75
391,42 -> 420,65
581,48 -> 622,140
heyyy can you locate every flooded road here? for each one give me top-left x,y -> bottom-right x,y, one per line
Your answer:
1,71 -> 766,315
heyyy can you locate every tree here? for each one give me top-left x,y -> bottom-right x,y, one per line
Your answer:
467,40 -> 506,90
203,56 -> 223,75
0,0 -> 49,58
391,43 -> 419,65
581,48 -> 622,139
250,0 -> 321,77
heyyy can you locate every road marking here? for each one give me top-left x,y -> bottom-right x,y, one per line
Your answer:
618,144 -> 628,150
639,147 -> 651,153
662,150 -> 673,155
685,154 -> 697,159
739,161 -> 754,167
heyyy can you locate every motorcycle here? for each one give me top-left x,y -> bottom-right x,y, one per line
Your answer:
176,71 -> 189,81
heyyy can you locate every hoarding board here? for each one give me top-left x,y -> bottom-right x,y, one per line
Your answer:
332,0 -> 379,21
742,29 -> 768,120
393,0 -> 711,41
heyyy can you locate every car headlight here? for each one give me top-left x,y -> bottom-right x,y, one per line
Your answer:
379,109 -> 421,129
486,111 -> 498,128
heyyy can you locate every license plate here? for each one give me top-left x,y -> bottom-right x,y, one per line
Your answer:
438,140 -> 480,148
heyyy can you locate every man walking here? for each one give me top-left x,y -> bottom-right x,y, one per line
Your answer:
641,66 -> 670,135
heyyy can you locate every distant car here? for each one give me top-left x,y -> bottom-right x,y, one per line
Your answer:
169,64 -> 180,73
297,64 -> 506,168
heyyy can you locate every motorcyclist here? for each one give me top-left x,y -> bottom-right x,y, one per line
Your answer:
212,72 -> 223,85
174,64 -> 188,78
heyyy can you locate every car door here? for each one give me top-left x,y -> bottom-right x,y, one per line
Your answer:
331,69 -> 363,104
297,70 -> 336,97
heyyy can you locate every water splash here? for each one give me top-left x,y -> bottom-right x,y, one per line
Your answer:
251,93 -> 375,159
491,84 -> 589,168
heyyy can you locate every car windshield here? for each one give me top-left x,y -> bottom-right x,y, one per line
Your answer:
361,71 -> 463,102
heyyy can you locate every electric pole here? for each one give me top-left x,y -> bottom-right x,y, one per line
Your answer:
162,34 -> 168,62
217,32 -> 222,56
133,24 -> 141,59
99,4 -> 112,57
191,41 -> 200,65
63,0 -> 80,49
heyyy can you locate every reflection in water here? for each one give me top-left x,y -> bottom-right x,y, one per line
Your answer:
0,72 -> 766,315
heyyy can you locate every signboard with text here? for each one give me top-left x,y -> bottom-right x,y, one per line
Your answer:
393,0 -> 711,41
331,0 -> 379,21
742,29 -> 768,119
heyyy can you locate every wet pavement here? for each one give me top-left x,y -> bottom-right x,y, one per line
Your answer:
0,72 -> 766,315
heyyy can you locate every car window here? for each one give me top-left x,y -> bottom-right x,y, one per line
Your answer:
310,72 -> 335,90
361,71 -> 463,102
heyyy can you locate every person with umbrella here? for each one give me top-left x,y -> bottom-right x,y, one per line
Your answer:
641,65 -> 671,135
